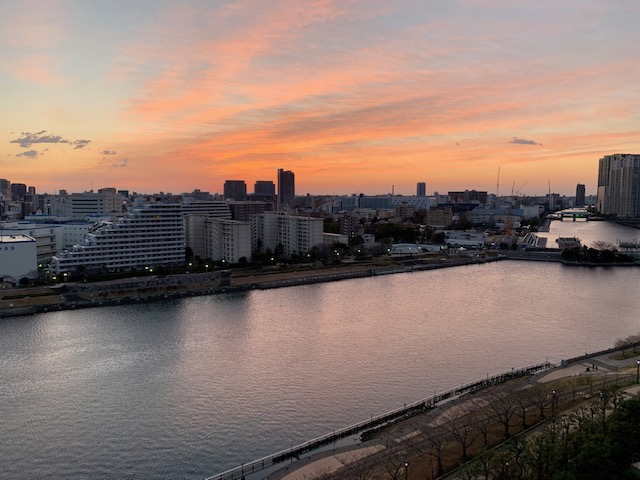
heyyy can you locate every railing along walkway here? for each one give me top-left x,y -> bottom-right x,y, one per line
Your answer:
206,361 -> 553,480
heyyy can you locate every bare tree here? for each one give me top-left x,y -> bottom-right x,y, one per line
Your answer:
419,426 -> 449,478
528,383 -> 552,419
335,452 -> 383,480
472,409 -> 494,448
513,387 -> 534,430
441,409 -> 480,462
486,386 -> 520,439
378,446 -> 411,480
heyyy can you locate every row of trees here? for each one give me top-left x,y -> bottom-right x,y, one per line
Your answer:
561,242 -> 634,264
301,373 -> 634,480
614,333 -> 640,355
455,388 -> 640,479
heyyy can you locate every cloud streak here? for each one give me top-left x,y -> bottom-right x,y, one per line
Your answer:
10,131 -> 69,148
15,150 -> 40,157
509,137 -> 543,146
112,158 -> 129,168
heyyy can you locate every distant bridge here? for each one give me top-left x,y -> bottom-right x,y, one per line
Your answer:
560,209 -> 589,221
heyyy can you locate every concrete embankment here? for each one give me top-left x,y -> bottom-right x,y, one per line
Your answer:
0,255 -> 504,318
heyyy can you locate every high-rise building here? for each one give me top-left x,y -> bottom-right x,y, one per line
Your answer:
277,169 -> 295,208
575,184 -> 586,207
0,179 -> 10,200
11,183 -> 27,201
223,180 -> 247,201
417,182 -> 426,197
250,180 -> 276,202
597,154 -> 640,216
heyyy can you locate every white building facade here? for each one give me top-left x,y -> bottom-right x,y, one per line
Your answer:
0,221 -> 62,264
252,212 -> 323,256
205,218 -> 252,263
0,235 -> 37,280
50,203 -> 185,273
63,188 -> 122,219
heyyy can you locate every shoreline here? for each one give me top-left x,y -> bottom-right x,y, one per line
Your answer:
0,254 -> 504,318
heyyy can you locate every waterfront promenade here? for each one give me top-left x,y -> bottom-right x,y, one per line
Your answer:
260,348 -> 640,480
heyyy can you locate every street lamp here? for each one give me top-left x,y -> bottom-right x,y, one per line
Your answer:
552,390 -> 556,417
404,461 -> 409,480
636,360 -> 639,384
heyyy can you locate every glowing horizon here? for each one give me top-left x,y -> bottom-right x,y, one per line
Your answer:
2,1 -> 639,197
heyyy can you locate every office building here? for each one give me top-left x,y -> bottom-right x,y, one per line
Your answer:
251,181 -> 276,202
417,182 -> 426,197
11,183 -> 27,201
223,180 -> 247,201
575,184 -> 586,207
597,154 -> 640,216
447,190 -> 488,204
0,179 -> 10,200
277,169 -> 295,207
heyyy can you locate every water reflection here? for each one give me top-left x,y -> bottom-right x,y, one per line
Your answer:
1,250 -> 640,478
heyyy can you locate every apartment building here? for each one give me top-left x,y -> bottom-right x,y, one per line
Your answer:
50,203 -> 185,273
252,212 -> 323,256
205,218 -> 252,263
597,153 -> 640,216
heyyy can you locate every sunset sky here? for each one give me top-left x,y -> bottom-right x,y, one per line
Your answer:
2,1 -> 639,197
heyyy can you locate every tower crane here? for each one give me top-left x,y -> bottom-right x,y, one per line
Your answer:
515,181 -> 528,196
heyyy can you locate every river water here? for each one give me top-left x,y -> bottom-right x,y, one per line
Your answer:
1,221 -> 639,479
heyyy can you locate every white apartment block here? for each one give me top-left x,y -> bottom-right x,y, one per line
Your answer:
0,235 -> 37,280
183,203 -> 233,260
50,203 -> 185,273
253,212 -> 323,256
205,218 -> 252,263
185,214 -> 208,260
181,200 -> 232,219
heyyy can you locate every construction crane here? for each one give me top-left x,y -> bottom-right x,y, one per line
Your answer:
511,181 -> 516,196
515,181 -> 528,196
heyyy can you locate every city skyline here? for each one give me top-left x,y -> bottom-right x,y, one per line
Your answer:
2,1 -> 639,196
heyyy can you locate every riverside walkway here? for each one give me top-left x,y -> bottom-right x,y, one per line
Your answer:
205,362 -> 552,480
